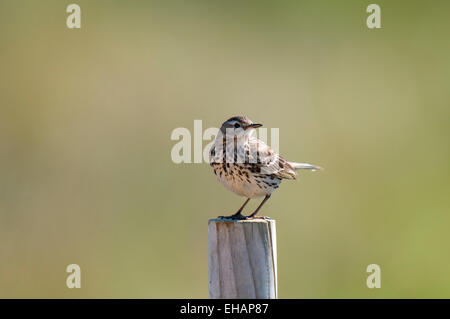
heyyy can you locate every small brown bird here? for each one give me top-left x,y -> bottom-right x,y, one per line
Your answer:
209,116 -> 322,220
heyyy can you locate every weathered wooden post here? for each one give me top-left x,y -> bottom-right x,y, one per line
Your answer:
208,217 -> 277,299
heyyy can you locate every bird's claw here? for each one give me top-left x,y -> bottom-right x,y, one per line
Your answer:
218,213 -> 248,220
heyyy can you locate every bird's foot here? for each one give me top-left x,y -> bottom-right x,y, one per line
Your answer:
218,212 -> 248,220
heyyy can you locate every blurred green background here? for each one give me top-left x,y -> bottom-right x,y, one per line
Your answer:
1,0 -> 449,298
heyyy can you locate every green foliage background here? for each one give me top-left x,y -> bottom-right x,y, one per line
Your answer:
0,0 -> 449,298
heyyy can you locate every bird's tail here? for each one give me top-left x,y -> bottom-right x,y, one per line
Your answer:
289,162 -> 323,171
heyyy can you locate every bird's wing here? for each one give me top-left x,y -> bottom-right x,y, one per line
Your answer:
247,139 -> 297,180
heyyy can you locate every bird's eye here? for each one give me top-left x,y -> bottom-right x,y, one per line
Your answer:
234,123 -> 240,128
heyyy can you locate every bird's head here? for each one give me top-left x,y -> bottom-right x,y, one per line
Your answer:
219,116 -> 262,138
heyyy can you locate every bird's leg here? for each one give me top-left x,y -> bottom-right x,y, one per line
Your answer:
219,198 -> 250,220
247,194 -> 271,218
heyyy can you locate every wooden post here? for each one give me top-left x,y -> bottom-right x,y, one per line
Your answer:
208,217 -> 277,299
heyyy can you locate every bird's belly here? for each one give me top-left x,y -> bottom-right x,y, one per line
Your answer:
223,178 -> 267,198
213,164 -> 275,198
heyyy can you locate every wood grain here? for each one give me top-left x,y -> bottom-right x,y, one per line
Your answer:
208,217 -> 277,299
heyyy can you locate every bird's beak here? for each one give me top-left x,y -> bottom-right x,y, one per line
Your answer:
245,123 -> 262,130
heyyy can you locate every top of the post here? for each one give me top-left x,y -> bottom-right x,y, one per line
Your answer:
209,216 -> 274,224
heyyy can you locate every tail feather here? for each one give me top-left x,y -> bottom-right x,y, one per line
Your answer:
289,162 -> 323,171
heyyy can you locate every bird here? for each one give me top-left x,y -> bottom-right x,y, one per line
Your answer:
209,116 -> 322,220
